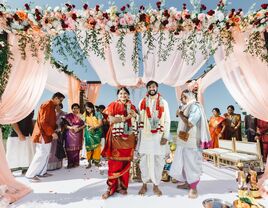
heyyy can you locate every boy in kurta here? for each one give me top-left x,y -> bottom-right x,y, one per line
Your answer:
25,92 -> 65,182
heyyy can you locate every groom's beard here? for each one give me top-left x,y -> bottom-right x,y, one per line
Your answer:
148,90 -> 157,96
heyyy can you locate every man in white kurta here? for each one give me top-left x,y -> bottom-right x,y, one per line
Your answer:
170,89 -> 210,199
138,81 -> 170,196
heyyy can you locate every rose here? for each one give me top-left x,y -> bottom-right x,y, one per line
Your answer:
83,4 -> 88,10
119,17 -> 126,26
200,4 -> 207,11
24,3 -> 30,10
207,10 -> 215,16
156,1 -> 161,10
121,6 -> 126,12
261,4 -> 268,9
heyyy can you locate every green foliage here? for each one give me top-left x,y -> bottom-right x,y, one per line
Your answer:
0,125 -> 12,140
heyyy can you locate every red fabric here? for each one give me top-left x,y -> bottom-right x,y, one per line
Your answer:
257,119 -> 268,162
102,100 -> 136,195
103,100 -> 137,128
107,160 -> 131,195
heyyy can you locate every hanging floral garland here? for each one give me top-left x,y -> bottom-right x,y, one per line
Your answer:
0,32 -> 12,99
0,1 -> 267,72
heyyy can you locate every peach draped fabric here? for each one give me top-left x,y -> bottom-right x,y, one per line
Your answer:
0,128 -> 32,203
214,31 -> 268,121
68,76 -> 80,111
0,34 -> 48,125
86,83 -> 101,104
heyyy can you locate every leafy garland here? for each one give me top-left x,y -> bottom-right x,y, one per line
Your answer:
50,57 -> 80,80
0,32 -> 12,99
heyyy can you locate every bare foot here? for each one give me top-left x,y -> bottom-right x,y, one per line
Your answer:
118,189 -> 128,195
102,191 -> 111,200
188,189 -> 198,199
153,185 -> 162,196
138,183 -> 147,195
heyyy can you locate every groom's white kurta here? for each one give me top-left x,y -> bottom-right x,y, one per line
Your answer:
138,98 -> 170,185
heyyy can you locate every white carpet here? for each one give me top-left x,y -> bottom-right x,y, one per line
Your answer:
10,161 -> 268,208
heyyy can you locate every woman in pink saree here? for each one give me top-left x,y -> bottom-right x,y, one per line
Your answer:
62,103 -> 85,168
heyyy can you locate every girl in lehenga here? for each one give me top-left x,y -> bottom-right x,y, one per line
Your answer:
101,87 -> 138,199
83,102 -> 103,168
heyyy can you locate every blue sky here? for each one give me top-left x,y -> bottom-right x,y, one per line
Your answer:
8,0 -> 266,120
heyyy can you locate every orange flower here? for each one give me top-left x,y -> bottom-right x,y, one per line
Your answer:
145,15 -> 150,24
31,25 -> 41,33
231,16 -> 240,23
16,10 -> 28,21
256,12 -> 264,18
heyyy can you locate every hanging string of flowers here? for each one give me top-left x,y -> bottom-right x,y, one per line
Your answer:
0,1 -> 267,71
0,32 -> 12,99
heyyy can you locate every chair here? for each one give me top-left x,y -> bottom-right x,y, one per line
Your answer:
202,139 -> 234,166
217,138 -> 264,171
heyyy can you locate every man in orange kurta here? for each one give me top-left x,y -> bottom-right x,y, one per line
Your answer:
25,92 -> 65,182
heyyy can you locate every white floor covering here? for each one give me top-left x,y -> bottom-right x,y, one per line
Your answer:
10,160 -> 268,208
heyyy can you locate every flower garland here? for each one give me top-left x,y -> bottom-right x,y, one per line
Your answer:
0,32 -> 12,99
0,1 -> 266,72
139,93 -> 165,134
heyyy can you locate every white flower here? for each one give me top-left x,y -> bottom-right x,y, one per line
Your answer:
150,15 -> 156,23
52,20 -> 60,28
107,21 -> 113,27
10,22 -> 24,30
54,6 -> 60,12
215,11 -> 224,22
27,13 -> 36,22
46,6 -> 52,12
107,6 -> 117,14
154,21 -> 161,29
0,41 -> 5,48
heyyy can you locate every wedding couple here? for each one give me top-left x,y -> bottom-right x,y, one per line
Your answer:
101,81 -> 210,199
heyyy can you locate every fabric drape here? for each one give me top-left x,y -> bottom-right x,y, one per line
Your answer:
214,31 -> 268,121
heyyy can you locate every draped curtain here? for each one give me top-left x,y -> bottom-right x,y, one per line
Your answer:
77,32 -> 140,87
142,32 -> 207,86
68,76 -> 80,111
86,83 -> 101,104
46,67 -> 69,95
0,34 -> 48,125
0,128 -> 32,203
214,31 -> 268,121
197,66 -> 221,104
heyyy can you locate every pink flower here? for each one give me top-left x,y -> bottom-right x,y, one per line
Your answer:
125,14 -> 134,25
175,13 -> 181,20
198,13 -> 205,21
119,17 -> 127,26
